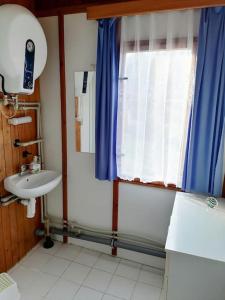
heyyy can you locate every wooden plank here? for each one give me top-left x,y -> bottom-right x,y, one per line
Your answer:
36,3 -> 86,17
8,203 -> 20,265
35,0 -> 126,17
58,13 -> 68,243
87,0 -> 225,19
2,112 -> 14,177
112,180 -> 119,256
0,0 -> 34,10
1,206 -> 13,270
119,178 -> 181,191
0,209 -> 6,272
0,113 -> 6,195
0,82 -> 42,271
16,204 -> 26,259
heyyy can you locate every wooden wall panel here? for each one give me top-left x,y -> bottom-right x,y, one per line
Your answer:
0,81 -> 42,273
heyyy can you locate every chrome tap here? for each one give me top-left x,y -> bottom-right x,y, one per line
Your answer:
19,164 -> 30,176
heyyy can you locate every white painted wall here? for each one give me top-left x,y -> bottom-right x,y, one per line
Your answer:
39,17 -> 63,218
39,13 -> 176,266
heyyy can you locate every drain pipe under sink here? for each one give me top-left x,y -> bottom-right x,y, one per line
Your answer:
20,198 -> 36,218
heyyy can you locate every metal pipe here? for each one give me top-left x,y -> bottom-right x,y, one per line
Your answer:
50,226 -> 166,259
14,138 -> 44,147
0,194 -> 19,206
18,101 -> 40,106
115,240 -> 165,258
18,102 -> 47,223
0,100 -> 46,223
20,106 -> 39,111
20,106 -> 42,163
50,217 -> 164,249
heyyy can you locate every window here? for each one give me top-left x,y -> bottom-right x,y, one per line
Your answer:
116,11 -> 198,187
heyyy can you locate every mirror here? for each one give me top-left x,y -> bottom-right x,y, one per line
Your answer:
74,71 -> 96,153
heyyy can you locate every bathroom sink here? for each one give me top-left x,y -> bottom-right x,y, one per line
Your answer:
4,170 -> 62,199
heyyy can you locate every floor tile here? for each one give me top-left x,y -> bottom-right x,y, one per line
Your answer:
83,268 -> 112,292
139,266 -> 163,288
106,275 -> 136,300
10,266 -> 41,290
45,278 -> 80,300
75,248 -> 100,267
8,264 -> 19,275
10,242 -> 165,300
102,295 -> 121,300
115,260 -> 141,281
20,291 -> 43,300
21,251 -> 52,271
55,244 -> 82,261
62,262 -> 91,284
132,282 -> 162,300
40,256 -> 71,276
94,254 -> 120,274
28,272 -> 58,297
12,267 -> 58,297
73,287 -> 103,300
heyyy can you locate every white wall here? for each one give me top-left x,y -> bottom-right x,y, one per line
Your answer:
39,17 -> 63,218
64,14 -> 113,230
39,13 -> 176,266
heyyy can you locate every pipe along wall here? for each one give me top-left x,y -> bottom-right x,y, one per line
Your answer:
50,226 -> 166,259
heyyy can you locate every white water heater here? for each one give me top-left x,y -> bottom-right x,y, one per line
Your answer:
0,4 -> 47,95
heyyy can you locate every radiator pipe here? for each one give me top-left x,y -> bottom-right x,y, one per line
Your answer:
14,138 -> 44,147
0,194 -> 19,206
50,227 -> 166,259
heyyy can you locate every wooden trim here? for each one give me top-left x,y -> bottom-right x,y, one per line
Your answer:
222,176 -> 225,198
112,180 -> 119,256
58,13 -> 68,244
36,4 -> 86,18
119,178 -> 181,191
35,0 -> 126,17
87,0 -> 225,19
75,97 -> 81,152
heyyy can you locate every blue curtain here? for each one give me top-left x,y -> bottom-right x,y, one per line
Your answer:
182,7 -> 225,196
95,18 -> 119,180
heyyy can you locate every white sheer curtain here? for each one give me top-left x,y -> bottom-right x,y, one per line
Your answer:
117,10 -> 200,187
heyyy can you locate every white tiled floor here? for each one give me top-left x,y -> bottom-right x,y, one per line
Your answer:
9,241 -> 164,300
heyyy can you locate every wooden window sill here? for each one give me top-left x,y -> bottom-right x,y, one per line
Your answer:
118,178 -> 181,192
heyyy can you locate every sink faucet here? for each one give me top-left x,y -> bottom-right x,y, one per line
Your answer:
19,156 -> 41,176
19,164 -> 30,176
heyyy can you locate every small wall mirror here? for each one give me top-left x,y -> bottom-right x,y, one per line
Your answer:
74,71 -> 96,153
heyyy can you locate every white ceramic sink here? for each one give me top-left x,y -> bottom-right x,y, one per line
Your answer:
4,170 -> 62,199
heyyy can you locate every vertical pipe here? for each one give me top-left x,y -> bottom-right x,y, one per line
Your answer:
58,13 -> 68,243
112,179 -> 119,256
